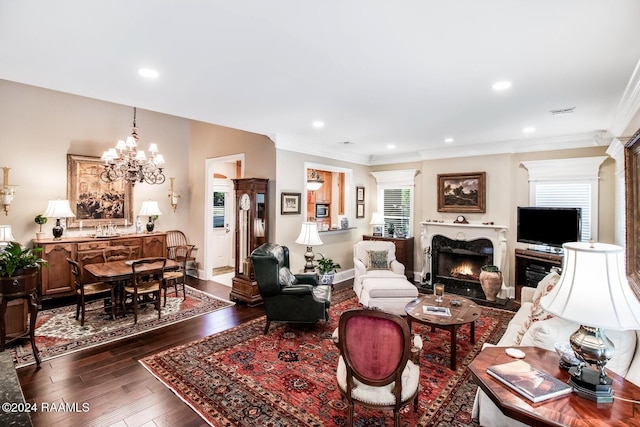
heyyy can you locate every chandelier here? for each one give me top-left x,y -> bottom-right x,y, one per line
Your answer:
100,107 -> 166,185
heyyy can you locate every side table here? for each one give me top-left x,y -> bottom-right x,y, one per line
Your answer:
468,346 -> 640,426
0,274 -> 41,366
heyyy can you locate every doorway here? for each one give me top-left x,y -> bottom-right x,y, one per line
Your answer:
204,154 -> 244,286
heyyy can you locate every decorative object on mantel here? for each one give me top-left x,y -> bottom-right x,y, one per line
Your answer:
437,172 -> 486,213
100,107 -> 166,186
43,199 -> 75,240
295,222 -> 323,272
479,265 -> 502,302
0,167 -> 16,215
306,169 -> 324,191
139,200 -> 163,232
540,241 -> 640,403
168,177 -> 180,212
454,215 -> 468,224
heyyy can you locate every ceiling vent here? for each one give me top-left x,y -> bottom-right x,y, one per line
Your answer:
550,107 -> 576,116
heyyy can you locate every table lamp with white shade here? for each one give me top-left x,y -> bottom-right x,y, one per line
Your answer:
540,241 -> 640,403
43,199 -> 75,240
295,222 -> 323,272
139,200 -> 163,232
370,212 -> 384,236
0,225 -> 16,251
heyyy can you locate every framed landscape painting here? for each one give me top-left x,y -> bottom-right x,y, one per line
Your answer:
437,172 -> 486,213
67,154 -> 133,228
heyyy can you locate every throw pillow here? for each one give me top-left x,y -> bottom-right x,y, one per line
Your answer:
279,267 -> 298,287
367,250 -> 390,270
514,271 -> 560,345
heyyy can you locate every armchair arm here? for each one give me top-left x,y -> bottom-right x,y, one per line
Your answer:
353,258 -> 367,278
410,334 -> 423,365
280,284 -> 314,296
390,260 -> 405,275
294,272 -> 319,286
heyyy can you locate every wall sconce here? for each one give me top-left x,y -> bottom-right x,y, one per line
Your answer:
168,177 -> 180,212
0,167 -> 17,215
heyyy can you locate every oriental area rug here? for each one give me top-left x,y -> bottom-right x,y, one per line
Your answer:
140,290 -> 514,426
10,285 -> 234,368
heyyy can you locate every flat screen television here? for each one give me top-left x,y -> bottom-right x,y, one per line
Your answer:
517,207 -> 582,248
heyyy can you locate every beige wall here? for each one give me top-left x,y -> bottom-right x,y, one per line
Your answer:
0,80 -> 190,243
188,120 -> 276,265
275,149 -> 373,274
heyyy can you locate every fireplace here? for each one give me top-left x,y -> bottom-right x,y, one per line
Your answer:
420,222 -> 513,301
432,235 -> 493,299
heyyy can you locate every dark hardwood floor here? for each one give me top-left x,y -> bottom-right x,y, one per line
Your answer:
16,278 -> 265,427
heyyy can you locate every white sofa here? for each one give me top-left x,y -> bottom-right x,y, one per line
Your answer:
472,271 -> 640,426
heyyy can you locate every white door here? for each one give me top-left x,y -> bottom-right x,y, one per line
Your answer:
211,186 -> 232,269
204,154 -> 244,281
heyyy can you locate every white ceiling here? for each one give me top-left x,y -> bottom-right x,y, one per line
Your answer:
2,1 -> 640,165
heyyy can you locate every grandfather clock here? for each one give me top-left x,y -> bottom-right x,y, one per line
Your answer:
230,178 -> 269,306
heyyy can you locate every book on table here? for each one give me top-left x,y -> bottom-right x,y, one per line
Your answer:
486,360 -> 572,403
423,306 -> 451,316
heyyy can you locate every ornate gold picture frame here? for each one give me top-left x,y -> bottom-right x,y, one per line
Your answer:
437,172 -> 486,213
67,154 -> 133,228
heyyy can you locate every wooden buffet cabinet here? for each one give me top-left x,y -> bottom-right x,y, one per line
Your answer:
362,235 -> 415,282
33,232 -> 167,301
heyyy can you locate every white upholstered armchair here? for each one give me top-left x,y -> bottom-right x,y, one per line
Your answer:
353,241 -> 406,296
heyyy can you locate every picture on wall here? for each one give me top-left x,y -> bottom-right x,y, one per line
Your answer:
437,172 -> 486,213
356,186 -> 365,202
356,203 -> 365,218
67,154 -> 133,228
281,192 -> 301,215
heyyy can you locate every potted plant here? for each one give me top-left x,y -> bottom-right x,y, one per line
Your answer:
34,214 -> 47,241
316,253 -> 341,286
0,241 -> 47,295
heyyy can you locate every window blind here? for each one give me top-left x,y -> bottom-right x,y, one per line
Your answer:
534,182 -> 591,242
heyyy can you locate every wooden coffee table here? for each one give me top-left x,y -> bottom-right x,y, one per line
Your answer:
405,294 -> 480,370
468,346 -> 640,426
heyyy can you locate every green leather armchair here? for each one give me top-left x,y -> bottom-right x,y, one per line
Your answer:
251,243 -> 332,334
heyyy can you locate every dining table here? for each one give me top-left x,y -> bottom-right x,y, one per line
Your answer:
84,258 -> 179,283
84,258 -> 179,318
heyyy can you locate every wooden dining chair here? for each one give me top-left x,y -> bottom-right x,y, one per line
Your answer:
166,230 -> 197,274
123,257 -> 166,324
67,258 -> 113,325
162,245 -> 190,306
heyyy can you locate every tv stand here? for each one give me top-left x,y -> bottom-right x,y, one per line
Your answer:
514,249 -> 562,302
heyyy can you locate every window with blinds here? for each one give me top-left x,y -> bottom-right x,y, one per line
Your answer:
533,182 -> 591,242
382,188 -> 412,236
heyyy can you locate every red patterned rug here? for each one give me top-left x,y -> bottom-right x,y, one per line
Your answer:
10,285 -> 234,368
140,290 -> 514,426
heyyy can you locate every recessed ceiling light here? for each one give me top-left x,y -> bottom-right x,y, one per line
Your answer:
387,144 -> 396,149
492,81 -> 512,91
138,68 -> 159,79
312,121 -> 325,128
444,138 -> 454,143
523,127 -> 536,133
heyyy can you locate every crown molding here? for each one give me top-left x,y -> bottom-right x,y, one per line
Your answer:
610,58 -> 640,137
273,131 -> 613,165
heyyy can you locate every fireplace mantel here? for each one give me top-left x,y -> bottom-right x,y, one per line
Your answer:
420,221 -> 513,299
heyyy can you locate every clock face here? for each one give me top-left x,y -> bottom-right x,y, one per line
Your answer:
456,215 -> 467,223
240,193 -> 251,211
